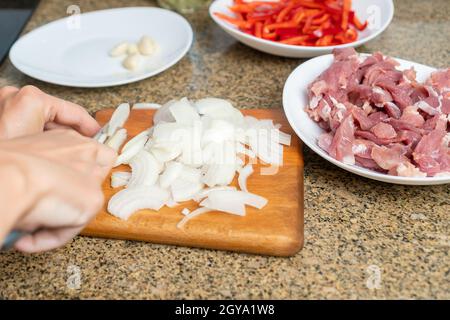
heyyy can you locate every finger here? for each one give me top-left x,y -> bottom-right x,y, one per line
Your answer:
0,86 -> 19,103
44,122 -> 72,131
95,143 -> 117,171
42,93 -> 100,137
14,226 -> 83,253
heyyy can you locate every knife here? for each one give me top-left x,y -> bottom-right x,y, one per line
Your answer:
1,230 -> 28,251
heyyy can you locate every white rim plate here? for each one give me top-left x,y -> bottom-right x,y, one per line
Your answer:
209,0 -> 394,58
283,53 -> 450,185
9,7 -> 193,88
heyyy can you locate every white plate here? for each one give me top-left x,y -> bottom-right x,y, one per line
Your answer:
209,0 -> 394,58
283,54 -> 450,185
9,7 -> 193,87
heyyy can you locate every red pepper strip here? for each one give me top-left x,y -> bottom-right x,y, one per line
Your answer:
266,21 -> 297,30
294,1 -> 325,9
280,35 -> 309,45
323,2 -> 341,15
214,13 -> 253,29
292,11 -> 305,24
344,28 -> 357,42
276,27 -> 300,38
235,11 -> 244,21
302,14 -> 313,34
341,0 -> 351,30
276,3 -> 295,22
321,26 -> 341,36
255,21 -> 263,38
303,9 -> 322,17
230,1 -> 280,12
352,14 -> 368,31
229,4 -> 257,13
315,34 -> 333,46
262,31 -> 277,40
312,13 -> 329,25
319,19 -> 331,30
247,12 -> 277,23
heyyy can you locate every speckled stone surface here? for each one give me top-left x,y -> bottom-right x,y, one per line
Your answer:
0,0 -> 449,299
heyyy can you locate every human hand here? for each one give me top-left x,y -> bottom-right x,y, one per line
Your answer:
0,85 -> 100,139
0,129 -> 116,252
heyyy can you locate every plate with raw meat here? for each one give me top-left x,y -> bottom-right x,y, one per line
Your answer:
283,48 -> 450,185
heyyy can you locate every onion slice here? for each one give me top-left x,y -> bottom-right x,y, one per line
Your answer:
193,186 -> 237,202
133,102 -> 161,110
200,197 -> 246,216
238,164 -> 253,192
108,185 -> 169,220
111,171 -> 131,188
200,190 -> 267,216
170,179 -> 204,202
115,130 -> 149,167
106,128 -> 127,152
169,97 -> 200,124
176,207 -> 213,229
127,150 -> 161,187
153,100 -> 176,124
159,161 -> 183,188
107,103 -> 130,136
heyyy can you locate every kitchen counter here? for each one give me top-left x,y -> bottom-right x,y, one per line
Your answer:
0,0 -> 449,299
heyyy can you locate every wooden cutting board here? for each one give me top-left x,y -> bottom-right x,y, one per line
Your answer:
82,108 -> 304,256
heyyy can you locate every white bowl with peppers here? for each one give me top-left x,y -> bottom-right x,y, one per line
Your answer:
209,0 -> 394,58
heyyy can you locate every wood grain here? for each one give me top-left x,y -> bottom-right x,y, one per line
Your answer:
81,108 -> 304,256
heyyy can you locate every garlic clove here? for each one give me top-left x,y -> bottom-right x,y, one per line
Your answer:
127,43 -> 139,55
109,42 -> 129,57
122,53 -> 142,71
138,35 -> 157,56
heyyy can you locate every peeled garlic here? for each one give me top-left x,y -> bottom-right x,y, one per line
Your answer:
138,35 -> 157,56
122,53 -> 142,71
109,42 -> 129,57
127,43 -> 139,55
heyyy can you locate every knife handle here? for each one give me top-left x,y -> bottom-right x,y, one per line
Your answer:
1,230 -> 27,251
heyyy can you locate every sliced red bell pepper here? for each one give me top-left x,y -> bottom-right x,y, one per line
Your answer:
341,0 -> 352,30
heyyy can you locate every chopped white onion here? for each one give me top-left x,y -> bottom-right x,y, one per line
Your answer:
169,97 -> 200,124
159,161 -> 183,188
201,190 -> 267,216
105,128 -> 127,152
133,102 -> 161,110
181,208 -> 190,216
200,197 -> 246,216
122,129 -> 150,153
238,164 -> 253,192
107,103 -> 130,136
150,144 -> 183,163
193,186 -> 237,202
97,132 -> 108,144
165,197 -> 180,208
170,178 -> 204,202
179,166 -> 202,183
176,207 -> 213,229
106,97 -> 289,222
111,171 -> 131,188
153,100 -> 176,124
108,185 -> 169,220
127,150 -> 161,187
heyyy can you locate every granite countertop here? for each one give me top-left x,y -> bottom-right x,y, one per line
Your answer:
0,0 -> 449,299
